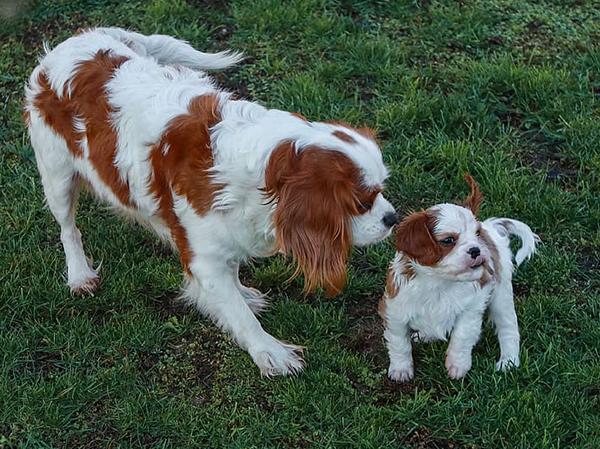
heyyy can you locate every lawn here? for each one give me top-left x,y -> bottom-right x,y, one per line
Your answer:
1,0 -> 599,448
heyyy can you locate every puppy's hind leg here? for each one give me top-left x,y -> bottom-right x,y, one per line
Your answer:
489,281 -> 520,371
30,118 -> 100,295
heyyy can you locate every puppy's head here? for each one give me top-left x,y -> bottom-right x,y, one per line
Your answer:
265,127 -> 396,296
395,175 -> 490,282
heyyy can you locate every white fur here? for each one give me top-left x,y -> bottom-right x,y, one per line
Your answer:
382,204 -> 540,381
25,28 -> 396,376
352,193 -> 395,247
96,27 -> 244,70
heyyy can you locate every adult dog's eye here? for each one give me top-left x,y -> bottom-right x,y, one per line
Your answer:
439,236 -> 456,246
476,229 -> 481,236
358,201 -> 373,213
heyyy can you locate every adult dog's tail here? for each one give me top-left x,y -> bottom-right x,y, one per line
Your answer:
96,27 -> 243,70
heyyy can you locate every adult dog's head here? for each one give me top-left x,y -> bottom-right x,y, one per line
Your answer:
265,123 -> 397,296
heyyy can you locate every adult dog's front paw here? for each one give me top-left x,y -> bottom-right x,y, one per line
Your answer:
68,265 -> 101,296
250,337 -> 305,377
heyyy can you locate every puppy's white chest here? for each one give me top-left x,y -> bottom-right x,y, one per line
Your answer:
399,281 -> 492,341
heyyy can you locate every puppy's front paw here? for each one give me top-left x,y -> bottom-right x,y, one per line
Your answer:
445,352 -> 472,380
496,356 -> 520,371
388,361 -> 414,382
250,337 -> 305,377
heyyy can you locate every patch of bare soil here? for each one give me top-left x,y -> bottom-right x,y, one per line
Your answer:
149,290 -> 190,320
151,328 -> 226,405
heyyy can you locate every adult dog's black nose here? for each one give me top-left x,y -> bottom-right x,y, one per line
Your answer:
382,212 -> 399,228
467,246 -> 481,259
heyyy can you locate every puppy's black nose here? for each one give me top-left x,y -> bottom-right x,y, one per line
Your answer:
467,246 -> 481,259
382,212 -> 399,228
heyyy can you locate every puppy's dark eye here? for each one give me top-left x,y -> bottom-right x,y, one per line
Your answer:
476,229 -> 481,236
439,236 -> 456,246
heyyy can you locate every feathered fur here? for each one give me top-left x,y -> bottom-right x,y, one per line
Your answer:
24,28 -> 397,376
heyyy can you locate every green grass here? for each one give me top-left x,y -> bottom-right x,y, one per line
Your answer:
1,0 -> 599,447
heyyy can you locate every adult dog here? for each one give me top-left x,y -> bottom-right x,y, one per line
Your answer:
25,28 -> 397,376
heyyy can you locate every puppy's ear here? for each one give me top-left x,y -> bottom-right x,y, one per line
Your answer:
463,173 -> 483,215
265,143 -> 356,297
395,211 -> 441,266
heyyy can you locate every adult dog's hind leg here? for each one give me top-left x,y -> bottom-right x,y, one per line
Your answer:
30,117 -> 100,295
230,261 -> 269,314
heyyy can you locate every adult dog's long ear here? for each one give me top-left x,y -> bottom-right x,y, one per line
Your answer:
395,211 -> 441,266
265,143 -> 357,297
463,173 -> 483,215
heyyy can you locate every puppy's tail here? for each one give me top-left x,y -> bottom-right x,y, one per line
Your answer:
96,27 -> 243,70
486,218 -> 540,266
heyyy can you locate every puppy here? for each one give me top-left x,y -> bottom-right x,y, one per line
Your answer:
380,175 -> 539,381
24,28 -> 398,376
